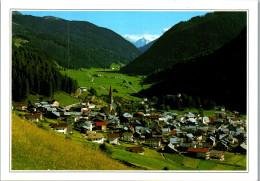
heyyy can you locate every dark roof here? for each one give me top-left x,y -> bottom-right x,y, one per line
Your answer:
96,122 -> 108,126
187,147 -> 209,153
107,133 -> 120,138
148,115 -> 164,119
25,113 -> 41,119
15,104 -> 25,107
51,123 -> 68,128
129,146 -> 144,152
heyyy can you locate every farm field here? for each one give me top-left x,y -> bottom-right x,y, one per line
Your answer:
60,68 -> 153,102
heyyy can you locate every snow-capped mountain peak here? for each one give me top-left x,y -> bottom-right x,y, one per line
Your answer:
133,38 -> 151,48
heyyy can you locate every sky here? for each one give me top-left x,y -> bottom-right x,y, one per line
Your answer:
19,11 -> 211,42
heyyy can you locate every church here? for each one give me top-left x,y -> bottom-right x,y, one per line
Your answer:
109,86 -> 117,114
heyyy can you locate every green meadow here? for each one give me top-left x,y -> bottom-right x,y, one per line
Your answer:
53,92 -> 79,107
60,68 -> 153,102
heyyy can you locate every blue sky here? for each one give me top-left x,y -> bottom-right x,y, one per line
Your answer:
19,11 -> 211,42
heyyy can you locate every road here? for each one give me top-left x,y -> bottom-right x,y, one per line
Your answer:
64,102 -> 81,111
120,74 -> 138,93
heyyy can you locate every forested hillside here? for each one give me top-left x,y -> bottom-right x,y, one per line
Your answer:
121,12 -> 246,75
140,27 -> 247,112
12,45 -> 78,101
12,13 -> 141,69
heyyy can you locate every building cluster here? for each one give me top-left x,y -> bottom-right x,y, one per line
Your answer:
14,96 -> 247,160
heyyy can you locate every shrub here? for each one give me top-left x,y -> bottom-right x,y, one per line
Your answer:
99,143 -> 112,155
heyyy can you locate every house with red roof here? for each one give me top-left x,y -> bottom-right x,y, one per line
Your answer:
171,130 -> 177,135
15,104 -> 26,111
187,147 -> 210,159
96,121 -> 108,131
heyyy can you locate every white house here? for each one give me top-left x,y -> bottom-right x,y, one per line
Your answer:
51,123 -> 68,134
87,133 -> 104,144
80,87 -> 87,91
82,121 -> 93,132
107,133 -> 120,145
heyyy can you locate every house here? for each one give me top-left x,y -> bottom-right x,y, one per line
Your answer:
184,112 -> 196,119
210,150 -> 224,161
123,112 -> 133,119
162,128 -> 171,134
169,137 -> 183,145
147,138 -> 162,148
15,104 -> 26,111
48,100 -> 59,107
122,132 -> 134,142
128,146 -> 145,155
81,108 -> 89,114
96,122 -> 108,131
107,133 -> 120,145
187,147 -> 210,159
164,143 -> 179,153
87,133 -> 104,144
51,123 -> 68,134
82,121 -> 93,132
80,87 -> 87,91
170,130 -> 177,136
25,113 -> 42,122
27,104 -> 37,113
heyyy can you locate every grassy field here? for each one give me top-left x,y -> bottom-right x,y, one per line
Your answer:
53,92 -> 79,107
60,68 -> 153,102
164,152 -> 246,170
11,113 -> 131,170
109,143 -> 191,170
169,109 -> 217,117
12,92 -> 79,107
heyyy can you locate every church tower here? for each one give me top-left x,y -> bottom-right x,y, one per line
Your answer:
109,86 -> 114,112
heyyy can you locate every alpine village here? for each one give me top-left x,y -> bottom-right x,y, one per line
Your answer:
12,11 -> 247,170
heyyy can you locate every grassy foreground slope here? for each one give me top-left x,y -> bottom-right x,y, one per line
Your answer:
11,113 -> 130,170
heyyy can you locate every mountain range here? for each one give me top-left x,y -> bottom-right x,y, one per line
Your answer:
133,37 -> 151,48
12,12 -> 141,69
121,12 -> 247,75
140,27 -> 247,112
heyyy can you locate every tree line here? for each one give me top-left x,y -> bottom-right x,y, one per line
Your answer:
12,45 -> 78,101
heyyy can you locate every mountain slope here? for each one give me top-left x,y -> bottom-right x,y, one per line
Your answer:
12,13 -> 141,69
121,12 -> 246,75
134,37 -> 150,48
138,39 -> 157,53
140,27 -> 247,112
12,113 -> 131,170
12,45 -> 78,101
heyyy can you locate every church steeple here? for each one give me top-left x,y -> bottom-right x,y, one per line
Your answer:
109,86 -> 114,112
